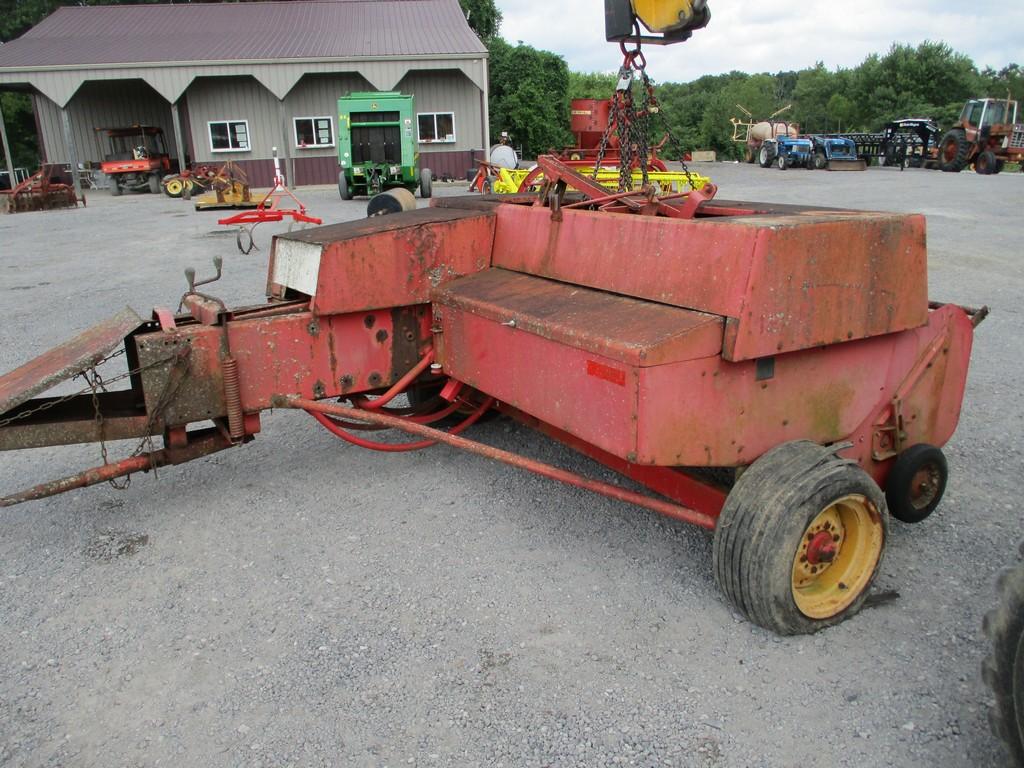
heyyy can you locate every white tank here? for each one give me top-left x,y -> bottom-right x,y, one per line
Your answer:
489,144 -> 518,170
750,121 -> 799,141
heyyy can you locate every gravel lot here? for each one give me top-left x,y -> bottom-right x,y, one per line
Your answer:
0,163 -> 1021,768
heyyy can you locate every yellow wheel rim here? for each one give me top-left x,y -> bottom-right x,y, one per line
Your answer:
791,494 -> 883,619
165,178 -> 183,196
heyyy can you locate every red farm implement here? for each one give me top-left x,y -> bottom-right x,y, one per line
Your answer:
0,164 -> 83,213
0,154 -> 986,635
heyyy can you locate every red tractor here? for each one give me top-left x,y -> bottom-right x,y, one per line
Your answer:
97,125 -> 172,195
938,97 -> 1024,174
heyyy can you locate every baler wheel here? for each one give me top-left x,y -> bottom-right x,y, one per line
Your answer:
884,444 -> 948,524
713,441 -> 888,634
163,177 -> 185,198
982,543 -> 1024,766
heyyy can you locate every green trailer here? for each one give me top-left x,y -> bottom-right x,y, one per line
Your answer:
337,91 -> 432,200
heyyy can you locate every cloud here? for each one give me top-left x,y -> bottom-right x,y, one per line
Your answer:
494,0 -> 1023,79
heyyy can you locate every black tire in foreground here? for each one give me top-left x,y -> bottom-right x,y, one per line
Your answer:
419,168 -> 432,198
939,129 -> 971,172
982,544 -> 1024,767
713,440 -> 888,635
885,444 -> 948,524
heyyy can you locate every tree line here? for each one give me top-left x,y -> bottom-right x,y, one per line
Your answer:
1,0 -> 1021,167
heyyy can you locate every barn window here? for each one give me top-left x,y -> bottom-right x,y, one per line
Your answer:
209,120 -> 250,152
416,112 -> 456,143
294,117 -> 334,148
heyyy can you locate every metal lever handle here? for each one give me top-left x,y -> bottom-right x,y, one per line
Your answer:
184,256 -> 223,292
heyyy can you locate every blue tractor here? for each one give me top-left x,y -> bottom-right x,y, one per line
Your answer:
757,136 -> 815,169
810,136 -> 866,171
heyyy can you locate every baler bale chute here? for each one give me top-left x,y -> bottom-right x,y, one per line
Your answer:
0,153 -> 986,635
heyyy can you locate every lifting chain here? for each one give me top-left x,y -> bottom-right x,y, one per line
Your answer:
593,35 -> 700,193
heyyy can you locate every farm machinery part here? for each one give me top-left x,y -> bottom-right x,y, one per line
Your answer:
336,91 -> 432,200
758,136 -> 814,169
472,159 -> 710,196
809,136 -> 866,171
938,96 -> 1024,174
0,145 -> 987,635
192,161 -> 255,210
96,125 -> 171,196
0,164 -> 84,213
217,149 -> 321,253
730,104 -> 798,163
160,163 -> 221,199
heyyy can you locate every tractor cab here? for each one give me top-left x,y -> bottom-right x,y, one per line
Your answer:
97,126 -> 172,196
960,98 -> 1018,130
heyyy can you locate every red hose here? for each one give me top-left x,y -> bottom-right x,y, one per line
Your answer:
309,396 -> 495,452
356,350 -> 435,410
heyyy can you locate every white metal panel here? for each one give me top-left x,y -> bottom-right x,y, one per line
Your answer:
270,239 -> 322,297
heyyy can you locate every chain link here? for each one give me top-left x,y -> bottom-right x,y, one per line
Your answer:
592,43 -> 701,194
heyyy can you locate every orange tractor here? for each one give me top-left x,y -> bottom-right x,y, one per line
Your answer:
97,125 -> 172,195
938,97 -> 1024,174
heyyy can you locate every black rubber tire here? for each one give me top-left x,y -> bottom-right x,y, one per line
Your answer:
813,152 -> 827,170
147,174 -> 160,194
885,444 -> 948,523
976,150 -> 999,175
777,154 -> 788,170
109,177 -> 122,196
982,543 -> 1024,767
939,129 -> 971,172
712,440 -> 888,635
419,168 -> 432,199
758,143 -> 775,168
338,171 -> 353,200
996,159 -> 1006,174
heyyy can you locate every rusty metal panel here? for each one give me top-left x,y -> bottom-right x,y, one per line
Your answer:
268,208 -> 494,314
433,269 -> 723,367
135,308 -> 405,426
491,205 -> 757,319
440,308 -> 641,460
0,307 -> 144,417
490,204 -> 929,362
721,212 -> 929,361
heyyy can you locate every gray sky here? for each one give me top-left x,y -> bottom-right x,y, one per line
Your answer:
494,0 -> 1023,80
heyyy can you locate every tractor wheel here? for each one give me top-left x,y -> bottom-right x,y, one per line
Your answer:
982,543 -> 1024,766
777,154 -> 789,170
758,143 -> 775,168
814,152 -> 827,170
975,151 -> 999,175
148,174 -> 160,194
109,177 -> 122,196
884,444 -> 948,524
419,168 -> 433,199
163,176 -> 184,198
713,440 -> 888,635
996,160 -> 1006,174
939,129 -> 971,172
338,171 -> 353,200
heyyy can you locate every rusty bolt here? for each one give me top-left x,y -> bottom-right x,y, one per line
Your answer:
368,372 -> 383,386
313,380 -> 325,399
376,329 -> 389,343
340,374 -> 354,391
364,314 -> 376,329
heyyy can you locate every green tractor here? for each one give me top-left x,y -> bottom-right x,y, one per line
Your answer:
337,91 -> 432,201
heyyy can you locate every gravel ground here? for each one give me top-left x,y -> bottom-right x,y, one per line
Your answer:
0,163 -> 1021,768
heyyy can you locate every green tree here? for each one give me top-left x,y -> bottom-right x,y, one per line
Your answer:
458,0 -> 501,42
568,71 -> 617,100
487,38 -> 571,157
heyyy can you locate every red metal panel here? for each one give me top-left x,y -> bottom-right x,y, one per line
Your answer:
270,208 -> 494,315
433,268 -> 723,367
722,213 -> 929,361
440,309 -> 641,460
491,204 -> 757,318
0,307 -> 144,416
489,204 -> 929,361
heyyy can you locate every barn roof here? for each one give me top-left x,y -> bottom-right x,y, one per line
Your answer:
0,0 -> 487,69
